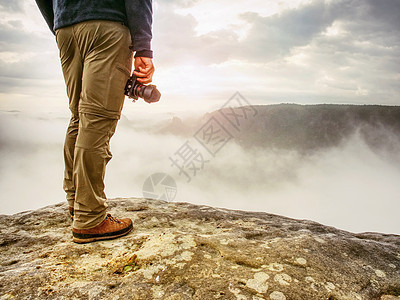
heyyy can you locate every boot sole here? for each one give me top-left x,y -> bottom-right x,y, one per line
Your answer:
72,223 -> 133,244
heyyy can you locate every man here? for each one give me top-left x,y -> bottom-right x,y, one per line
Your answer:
35,0 -> 155,243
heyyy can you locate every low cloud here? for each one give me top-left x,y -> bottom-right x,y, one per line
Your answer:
1,110 -> 399,235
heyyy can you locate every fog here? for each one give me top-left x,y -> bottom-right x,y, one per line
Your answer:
1,109 -> 399,235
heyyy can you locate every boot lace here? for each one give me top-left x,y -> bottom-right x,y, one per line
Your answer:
106,214 -> 122,224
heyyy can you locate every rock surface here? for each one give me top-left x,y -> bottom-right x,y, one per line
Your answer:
0,198 -> 400,300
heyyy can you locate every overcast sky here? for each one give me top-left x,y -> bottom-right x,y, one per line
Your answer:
0,0 -> 399,115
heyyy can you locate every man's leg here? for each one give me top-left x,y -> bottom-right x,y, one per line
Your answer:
72,114 -> 117,228
64,114 -> 79,209
55,27 -> 82,210
70,20 -> 132,229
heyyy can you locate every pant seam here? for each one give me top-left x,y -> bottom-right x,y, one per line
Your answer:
71,25 -> 84,62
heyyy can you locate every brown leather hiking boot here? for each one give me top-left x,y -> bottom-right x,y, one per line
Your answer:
72,214 -> 133,244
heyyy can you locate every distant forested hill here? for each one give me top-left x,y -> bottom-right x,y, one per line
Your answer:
160,104 -> 400,154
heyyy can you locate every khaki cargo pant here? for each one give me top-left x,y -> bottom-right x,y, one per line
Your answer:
56,21 -> 132,229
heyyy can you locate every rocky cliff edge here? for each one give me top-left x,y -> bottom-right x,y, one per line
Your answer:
0,198 -> 399,300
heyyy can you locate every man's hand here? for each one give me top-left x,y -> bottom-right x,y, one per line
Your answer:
133,57 -> 155,84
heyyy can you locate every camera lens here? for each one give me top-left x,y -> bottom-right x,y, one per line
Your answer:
138,84 -> 161,103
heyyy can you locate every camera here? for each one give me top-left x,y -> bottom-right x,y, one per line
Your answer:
124,71 -> 161,103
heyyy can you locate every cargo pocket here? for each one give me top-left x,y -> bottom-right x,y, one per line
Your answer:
105,62 -> 132,115
116,63 -> 131,77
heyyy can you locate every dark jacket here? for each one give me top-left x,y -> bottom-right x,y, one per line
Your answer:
35,0 -> 153,58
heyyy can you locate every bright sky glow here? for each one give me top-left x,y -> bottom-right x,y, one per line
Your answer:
0,0 -> 399,113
